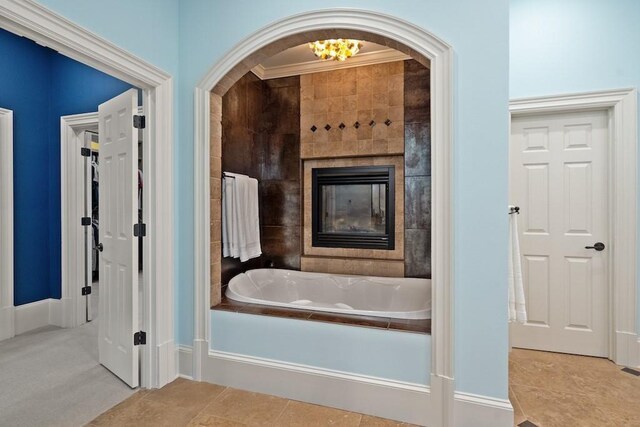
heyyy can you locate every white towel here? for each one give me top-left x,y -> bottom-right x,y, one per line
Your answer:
222,172 -> 261,262
508,206 -> 527,323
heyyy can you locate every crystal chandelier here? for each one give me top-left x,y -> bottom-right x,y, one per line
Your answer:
308,39 -> 362,62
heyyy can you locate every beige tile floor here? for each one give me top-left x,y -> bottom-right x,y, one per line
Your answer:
89,349 -> 640,427
510,348 -> 640,427
88,378 -> 417,426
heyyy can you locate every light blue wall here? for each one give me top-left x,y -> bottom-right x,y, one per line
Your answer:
180,0 -> 510,399
212,311 -> 430,384
510,0 -> 640,333
34,0 -> 510,399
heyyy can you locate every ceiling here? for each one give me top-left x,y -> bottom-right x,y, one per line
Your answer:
252,41 -> 411,80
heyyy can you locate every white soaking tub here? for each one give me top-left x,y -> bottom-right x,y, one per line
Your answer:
225,268 -> 431,320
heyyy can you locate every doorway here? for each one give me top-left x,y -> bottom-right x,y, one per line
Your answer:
509,89 -> 638,367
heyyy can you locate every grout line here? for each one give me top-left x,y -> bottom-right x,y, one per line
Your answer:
182,386 -> 230,426
272,399 -> 291,424
509,385 -> 527,420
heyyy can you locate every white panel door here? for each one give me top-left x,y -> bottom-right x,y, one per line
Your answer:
510,110 -> 609,357
98,89 -> 139,387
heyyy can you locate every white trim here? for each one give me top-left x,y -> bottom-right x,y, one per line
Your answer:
177,345 -> 194,380
453,392 -> 514,427
0,108 -> 14,342
204,349 -> 431,426
251,48 -> 412,80
61,112 -> 98,329
510,88 -> 638,368
12,298 -> 70,335
0,0 -> 175,388
193,8 -> 454,423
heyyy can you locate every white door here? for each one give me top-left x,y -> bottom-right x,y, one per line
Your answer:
98,89 -> 139,387
510,110 -> 609,357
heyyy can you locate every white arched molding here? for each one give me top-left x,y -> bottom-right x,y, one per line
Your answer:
0,107 -> 14,342
193,9 -> 454,425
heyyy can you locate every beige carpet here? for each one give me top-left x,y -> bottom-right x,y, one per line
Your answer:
0,285 -> 135,427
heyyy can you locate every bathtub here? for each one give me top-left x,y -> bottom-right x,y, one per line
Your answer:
225,268 -> 431,320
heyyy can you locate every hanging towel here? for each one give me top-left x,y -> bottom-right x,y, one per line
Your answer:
222,172 -> 261,262
508,205 -> 527,323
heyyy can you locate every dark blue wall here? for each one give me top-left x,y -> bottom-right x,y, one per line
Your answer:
0,28 -> 134,305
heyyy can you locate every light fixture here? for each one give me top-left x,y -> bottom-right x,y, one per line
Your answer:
308,39 -> 362,62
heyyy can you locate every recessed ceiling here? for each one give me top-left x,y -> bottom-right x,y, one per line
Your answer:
252,41 -> 411,80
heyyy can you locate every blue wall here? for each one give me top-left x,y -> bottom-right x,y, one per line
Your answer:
34,0 -> 510,400
0,28 -> 52,304
510,0 -> 640,333
0,28 -> 133,305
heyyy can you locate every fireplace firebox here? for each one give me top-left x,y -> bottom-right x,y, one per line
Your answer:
312,166 -> 395,250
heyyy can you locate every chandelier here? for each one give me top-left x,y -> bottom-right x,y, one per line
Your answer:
308,39 -> 362,62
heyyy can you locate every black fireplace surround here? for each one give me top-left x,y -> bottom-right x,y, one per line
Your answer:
312,165 -> 395,250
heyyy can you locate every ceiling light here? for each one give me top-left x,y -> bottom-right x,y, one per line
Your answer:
308,39 -> 362,62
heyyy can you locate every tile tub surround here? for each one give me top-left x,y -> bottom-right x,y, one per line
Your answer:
88,378 -> 421,426
403,60 -> 431,279
216,73 -> 302,303
300,61 -> 405,160
302,156 -> 405,264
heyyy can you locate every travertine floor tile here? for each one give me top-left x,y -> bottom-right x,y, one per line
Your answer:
187,413 -> 247,427
359,414 -> 418,426
91,397 -> 195,427
201,387 -> 289,426
277,400 -> 362,426
146,377 -> 226,415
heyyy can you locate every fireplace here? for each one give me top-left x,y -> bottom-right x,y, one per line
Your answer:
312,166 -> 395,250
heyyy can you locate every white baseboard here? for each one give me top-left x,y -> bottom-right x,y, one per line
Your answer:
178,345 -> 194,379
15,299 -> 51,335
204,349 -> 431,426
453,391 -> 513,427
157,339 -> 177,387
0,305 -> 15,341
615,331 -> 640,368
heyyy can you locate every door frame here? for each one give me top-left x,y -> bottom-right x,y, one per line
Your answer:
510,88 -> 639,368
192,8 -> 454,425
0,107 -> 14,341
0,0 -> 176,388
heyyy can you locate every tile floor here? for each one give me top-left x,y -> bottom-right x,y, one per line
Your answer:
88,378 -> 417,426
510,348 -> 640,427
88,349 -> 640,427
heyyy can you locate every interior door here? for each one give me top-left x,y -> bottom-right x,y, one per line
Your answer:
509,109 -> 609,357
98,89 -> 139,387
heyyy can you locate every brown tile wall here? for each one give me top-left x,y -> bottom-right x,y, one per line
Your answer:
219,72 -> 301,290
404,60 -> 431,278
300,256 -> 404,278
300,62 -> 405,159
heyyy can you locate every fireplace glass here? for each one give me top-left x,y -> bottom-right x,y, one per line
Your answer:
312,166 -> 394,250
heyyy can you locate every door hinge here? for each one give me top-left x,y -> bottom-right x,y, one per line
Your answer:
133,223 -> 146,237
133,331 -> 146,346
80,147 -> 91,157
133,115 -> 146,129
81,286 -> 92,295
81,217 -> 92,226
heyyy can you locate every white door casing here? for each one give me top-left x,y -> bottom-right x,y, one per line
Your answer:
0,0 -> 175,388
98,89 -> 139,388
510,89 -> 638,368
510,110 -> 609,357
0,108 -> 14,341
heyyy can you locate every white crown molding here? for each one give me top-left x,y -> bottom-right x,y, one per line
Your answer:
251,48 -> 412,80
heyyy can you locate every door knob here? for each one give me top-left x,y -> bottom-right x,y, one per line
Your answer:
97,243 -> 104,252
585,242 -> 605,251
